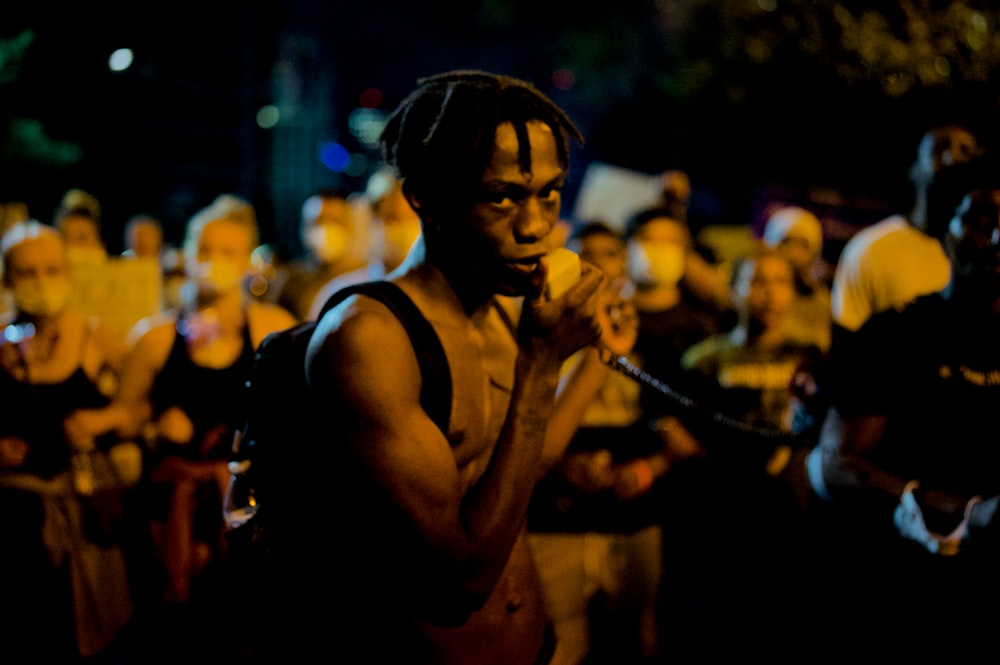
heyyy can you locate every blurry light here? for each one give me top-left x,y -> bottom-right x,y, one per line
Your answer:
108,48 -> 134,72
319,142 -> 351,172
348,107 -> 387,149
933,56 -> 951,77
552,68 -> 576,91
256,105 -> 280,129
756,0 -> 777,11
345,154 -> 369,177
359,87 -> 384,109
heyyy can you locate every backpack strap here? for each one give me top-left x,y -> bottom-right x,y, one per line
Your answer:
316,281 -> 452,435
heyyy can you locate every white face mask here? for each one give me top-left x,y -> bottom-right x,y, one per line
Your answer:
191,259 -> 244,296
306,225 -> 351,264
13,277 -> 75,316
628,242 -> 685,287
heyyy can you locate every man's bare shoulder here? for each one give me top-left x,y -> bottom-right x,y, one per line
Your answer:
307,288 -> 420,384
308,266 -> 376,321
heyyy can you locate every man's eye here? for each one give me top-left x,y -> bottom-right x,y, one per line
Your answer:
481,190 -> 514,206
540,185 -> 562,201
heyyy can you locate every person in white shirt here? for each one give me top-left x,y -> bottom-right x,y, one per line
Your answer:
831,123 -> 982,332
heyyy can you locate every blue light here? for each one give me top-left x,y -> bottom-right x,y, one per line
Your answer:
319,142 -> 351,172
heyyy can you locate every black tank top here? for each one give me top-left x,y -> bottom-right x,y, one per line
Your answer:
149,314 -> 255,461
0,330 -> 110,479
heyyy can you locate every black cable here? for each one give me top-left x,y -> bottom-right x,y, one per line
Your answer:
601,351 -> 800,445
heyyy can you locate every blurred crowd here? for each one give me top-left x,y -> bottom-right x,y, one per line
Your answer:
1,120 -> 999,663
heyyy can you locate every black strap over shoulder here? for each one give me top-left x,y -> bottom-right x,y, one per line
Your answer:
317,281 -> 452,435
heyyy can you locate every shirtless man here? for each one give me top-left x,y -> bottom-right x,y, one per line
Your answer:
287,71 -> 604,664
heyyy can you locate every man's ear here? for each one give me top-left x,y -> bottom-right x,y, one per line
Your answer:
403,184 -> 440,230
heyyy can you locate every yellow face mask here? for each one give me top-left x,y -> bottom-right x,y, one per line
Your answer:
13,277 -> 74,317
628,242 -> 685,287
306,224 -> 351,263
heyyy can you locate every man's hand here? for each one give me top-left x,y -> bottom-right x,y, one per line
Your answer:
962,495 -> 1000,552
894,482 -> 964,556
522,260 -> 603,362
596,278 -> 638,357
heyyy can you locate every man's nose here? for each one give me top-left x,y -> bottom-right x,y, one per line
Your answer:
514,198 -> 551,241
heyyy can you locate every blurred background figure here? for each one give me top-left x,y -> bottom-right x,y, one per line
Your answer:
624,205 -> 724,416
761,205 -> 832,351
831,123 -> 983,333
0,221 -> 135,664
122,214 -> 165,261
121,213 -> 179,315
0,201 -> 31,322
807,153 -> 1000,655
652,171 -> 732,315
658,246 -> 827,659
659,169 -> 691,223
53,189 -> 112,326
307,166 -> 422,319
267,186 -> 367,321
54,188 -> 108,270
0,200 -> 30,235
108,193 -> 295,660
528,221 -> 663,665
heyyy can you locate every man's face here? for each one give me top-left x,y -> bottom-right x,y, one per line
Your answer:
7,232 -> 71,285
947,187 -> 1000,290
466,120 -> 565,296
59,214 -> 103,249
913,126 -> 980,184
577,232 -> 626,283
186,218 -> 254,297
733,253 -> 795,330
129,221 -> 163,259
302,195 -> 354,263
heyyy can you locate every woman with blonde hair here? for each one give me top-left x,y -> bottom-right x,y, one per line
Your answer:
113,194 -> 295,610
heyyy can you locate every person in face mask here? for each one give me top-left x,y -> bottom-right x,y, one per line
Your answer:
306,168 -> 424,320
624,206 -> 724,388
621,205 -> 724,452
109,194 -> 296,614
0,220 -> 136,663
269,187 -> 368,321
53,189 -> 109,273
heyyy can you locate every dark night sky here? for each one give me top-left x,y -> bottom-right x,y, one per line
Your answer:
3,1 -> 998,256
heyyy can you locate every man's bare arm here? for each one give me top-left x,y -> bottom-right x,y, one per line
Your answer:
306,273 -> 599,618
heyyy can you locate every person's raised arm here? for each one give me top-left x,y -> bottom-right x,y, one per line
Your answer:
109,323 -> 173,439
